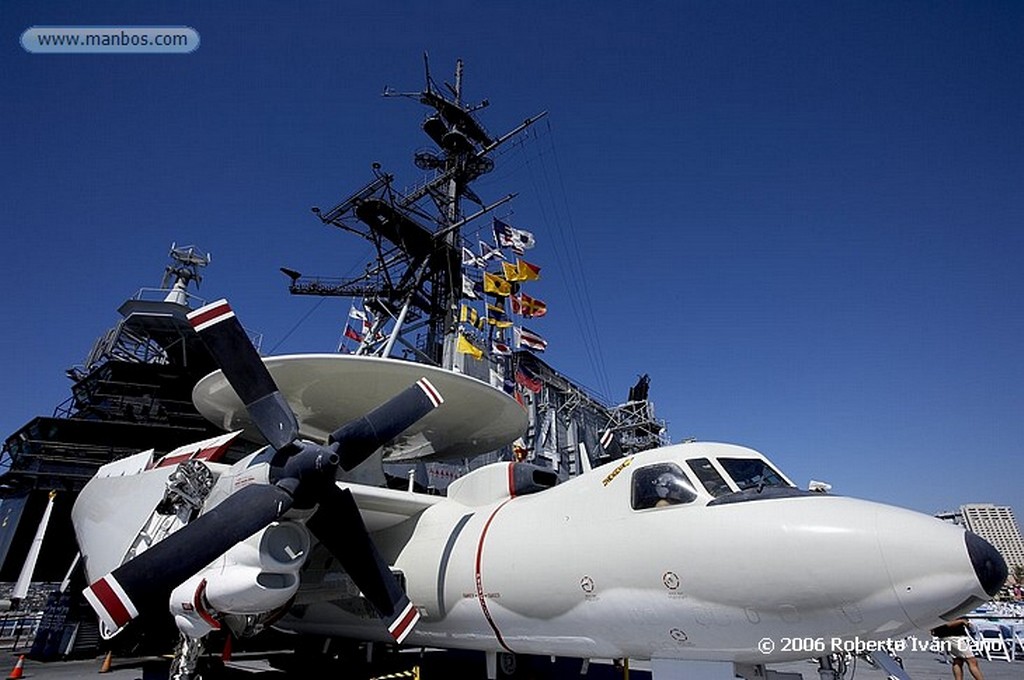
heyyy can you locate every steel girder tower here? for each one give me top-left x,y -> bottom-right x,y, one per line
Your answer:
283,57 -> 544,369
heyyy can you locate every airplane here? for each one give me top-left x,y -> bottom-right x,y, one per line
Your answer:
72,298 -> 1008,680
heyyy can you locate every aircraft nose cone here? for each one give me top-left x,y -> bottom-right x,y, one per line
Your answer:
871,505 -> 1002,629
965,531 -> 1007,597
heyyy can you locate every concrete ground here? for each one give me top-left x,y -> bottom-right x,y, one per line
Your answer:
1,648 -> 1020,679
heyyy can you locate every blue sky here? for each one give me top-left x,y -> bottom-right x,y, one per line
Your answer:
2,2 -> 1022,522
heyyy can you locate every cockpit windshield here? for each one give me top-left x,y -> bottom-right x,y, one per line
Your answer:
717,458 -> 790,491
686,458 -> 732,497
631,463 -> 699,510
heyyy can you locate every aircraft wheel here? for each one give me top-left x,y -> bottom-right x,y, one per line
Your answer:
497,651 -> 518,677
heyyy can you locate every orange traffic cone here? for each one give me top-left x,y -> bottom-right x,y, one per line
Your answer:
6,654 -> 24,680
98,650 -> 113,673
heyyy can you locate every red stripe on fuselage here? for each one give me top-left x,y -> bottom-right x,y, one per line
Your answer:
157,439 -> 235,468
194,579 -> 221,630
157,452 -> 193,468
474,498 -> 514,653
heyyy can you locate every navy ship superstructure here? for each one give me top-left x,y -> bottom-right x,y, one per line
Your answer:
283,58 -> 669,486
0,247 -> 252,657
0,61 -> 671,662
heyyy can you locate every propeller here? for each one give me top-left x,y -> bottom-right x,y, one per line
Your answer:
83,299 -> 441,643
599,428 -> 622,457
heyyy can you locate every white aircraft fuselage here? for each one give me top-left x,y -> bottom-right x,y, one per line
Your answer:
260,442 -> 997,664
71,323 -> 1006,678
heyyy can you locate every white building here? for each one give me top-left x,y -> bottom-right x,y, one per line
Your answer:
959,504 -> 1024,579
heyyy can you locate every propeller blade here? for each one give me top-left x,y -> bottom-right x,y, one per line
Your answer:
306,485 -> 420,644
330,377 -> 444,470
599,428 -> 622,457
187,300 -> 299,450
94,303 -> 435,641
83,484 -> 293,632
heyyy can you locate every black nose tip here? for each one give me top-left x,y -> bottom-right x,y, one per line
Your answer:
965,531 -> 1007,597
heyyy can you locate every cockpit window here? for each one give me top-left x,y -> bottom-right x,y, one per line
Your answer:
687,458 -> 733,497
718,458 -> 790,491
631,463 -> 698,510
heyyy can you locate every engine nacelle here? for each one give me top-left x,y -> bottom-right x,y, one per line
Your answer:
170,520 -> 310,637
447,462 -> 558,506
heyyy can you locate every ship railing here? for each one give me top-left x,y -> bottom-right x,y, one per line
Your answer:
51,396 -> 75,420
0,611 -> 42,651
132,286 -> 207,307
399,168 -> 445,206
138,288 -> 264,350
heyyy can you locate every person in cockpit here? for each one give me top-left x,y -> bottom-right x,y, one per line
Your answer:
633,464 -> 698,509
653,471 -> 686,507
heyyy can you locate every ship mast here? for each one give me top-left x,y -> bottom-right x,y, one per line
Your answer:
284,56 -> 545,369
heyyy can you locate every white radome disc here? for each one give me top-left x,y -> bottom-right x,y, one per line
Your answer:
192,354 -> 527,460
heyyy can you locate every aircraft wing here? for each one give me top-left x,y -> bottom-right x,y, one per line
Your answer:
343,482 -> 443,533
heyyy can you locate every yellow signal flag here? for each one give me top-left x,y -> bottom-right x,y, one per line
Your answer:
517,258 -> 541,281
486,303 -> 513,328
502,260 -> 525,282
456,333 -> 483,360
460,304 -> 484,329
483,272 -> 512,296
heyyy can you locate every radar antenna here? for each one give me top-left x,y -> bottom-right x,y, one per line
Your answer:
162,243 -> 211,306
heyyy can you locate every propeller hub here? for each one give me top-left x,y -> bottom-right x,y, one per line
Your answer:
273,442 -> 342,507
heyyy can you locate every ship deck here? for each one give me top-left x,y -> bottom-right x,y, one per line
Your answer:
3,648 -> 1021,680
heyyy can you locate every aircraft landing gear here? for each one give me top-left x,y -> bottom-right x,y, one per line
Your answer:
817,654 -> 839,680
484,650 -> 519,679
498,652 -> 518,676
169,634 -> 203,680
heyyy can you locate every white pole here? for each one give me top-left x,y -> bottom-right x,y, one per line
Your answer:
12,490 -> 57,606
578,442 -> 593,474
60,552 -> 81,593
383,300 -> 412,358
